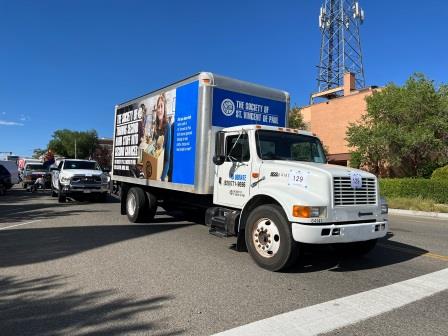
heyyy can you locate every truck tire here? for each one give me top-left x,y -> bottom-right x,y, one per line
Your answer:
58,183 -> 66,203
126,187 -> 149,223
145,191 -> 158,221
51,186 -> 57,197
245,204 -> 299,271
333,239 -> 377,257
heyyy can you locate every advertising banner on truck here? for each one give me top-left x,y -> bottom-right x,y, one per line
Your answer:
212,88 -> 286,128
113,81 -> 198,185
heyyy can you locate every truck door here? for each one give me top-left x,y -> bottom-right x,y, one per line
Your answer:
52,161 -> 63,189
214,132 -> 252,208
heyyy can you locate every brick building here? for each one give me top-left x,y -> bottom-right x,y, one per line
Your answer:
301,73 -> 380,166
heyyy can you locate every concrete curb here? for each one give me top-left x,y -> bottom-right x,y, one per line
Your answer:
389,208 -> 448,219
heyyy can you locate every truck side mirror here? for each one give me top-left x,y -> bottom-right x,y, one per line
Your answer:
213,131 -> 226,166
213,155 -> 225,165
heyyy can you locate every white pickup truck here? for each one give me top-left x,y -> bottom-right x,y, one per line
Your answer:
51,159 -> 110,203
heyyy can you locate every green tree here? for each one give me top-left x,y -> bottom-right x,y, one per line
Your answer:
346,73 -> 448,177
32,148 -> 46,159
48,129 -> 98,159
288,106 -> 308,130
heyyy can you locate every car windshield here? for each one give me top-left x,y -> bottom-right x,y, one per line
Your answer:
26,164 -> 45,171
256,130 -> 327,163
64,161 -> 100,170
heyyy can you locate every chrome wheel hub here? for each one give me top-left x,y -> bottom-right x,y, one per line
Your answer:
127,193 -> 136,217
252,218 -> 280,258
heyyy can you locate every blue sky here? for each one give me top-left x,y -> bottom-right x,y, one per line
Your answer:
1,0 -> 447,158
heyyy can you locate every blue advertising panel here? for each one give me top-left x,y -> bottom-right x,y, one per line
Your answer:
113,81 -> 198,186
212,88 -> 286,128
172,81 -> 198,185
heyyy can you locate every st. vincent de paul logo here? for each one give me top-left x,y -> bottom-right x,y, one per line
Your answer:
221,98 -> 235,117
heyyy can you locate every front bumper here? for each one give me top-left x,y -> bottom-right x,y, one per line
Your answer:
62,183 -> 109,195
291,219 -> 388,244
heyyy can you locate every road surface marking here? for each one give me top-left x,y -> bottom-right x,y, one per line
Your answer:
425,252 -> 448,262
213,267 -> 448,336
379,243 -> 448,262
0,220 -> 41,230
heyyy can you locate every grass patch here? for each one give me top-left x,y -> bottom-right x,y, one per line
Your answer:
387,196 -> 448,213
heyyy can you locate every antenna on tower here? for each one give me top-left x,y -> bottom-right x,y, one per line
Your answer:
316,0 -> 366,95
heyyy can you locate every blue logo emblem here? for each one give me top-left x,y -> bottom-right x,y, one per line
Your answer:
221,98 -> 235,117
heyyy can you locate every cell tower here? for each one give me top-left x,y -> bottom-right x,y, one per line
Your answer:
317,0 -> 366,93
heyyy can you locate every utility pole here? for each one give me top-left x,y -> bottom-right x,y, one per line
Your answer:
75,139 -> 77,159
317,0 -> 366,92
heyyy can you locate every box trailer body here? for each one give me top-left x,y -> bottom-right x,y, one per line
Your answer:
112,72 -> 288,194
112,72 -> 388,271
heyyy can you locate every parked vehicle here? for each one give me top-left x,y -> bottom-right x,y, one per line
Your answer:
0,160 -> 19,187
51,159 -> 110,203
22,162 -> 49,189
111,72 -> 388,271
0,164 -> 12,195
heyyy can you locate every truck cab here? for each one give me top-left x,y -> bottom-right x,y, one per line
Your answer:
210,125 -> 388,270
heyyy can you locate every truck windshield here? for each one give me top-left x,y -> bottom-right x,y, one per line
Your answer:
26,164 -> 45,171
64,161 -> 100,170
256,130 -> 326,163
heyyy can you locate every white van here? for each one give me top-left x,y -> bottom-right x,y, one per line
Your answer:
0,160 -> 19,185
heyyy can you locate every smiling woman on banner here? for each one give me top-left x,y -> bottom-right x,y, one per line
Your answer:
152,93 -> 173,182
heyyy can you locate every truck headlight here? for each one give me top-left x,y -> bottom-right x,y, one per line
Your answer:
60,176 -> 71,184
380,197 -> 388,214
293,206 -> 326,218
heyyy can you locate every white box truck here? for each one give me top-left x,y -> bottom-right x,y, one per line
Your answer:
112,72 -> 388,271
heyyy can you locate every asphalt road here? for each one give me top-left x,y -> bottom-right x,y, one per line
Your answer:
1,186 -> 447,336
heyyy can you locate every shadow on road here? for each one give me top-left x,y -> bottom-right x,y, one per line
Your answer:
0,224 -> 190,268
286,232 -> 429,273
0,188 -> 119,224
0,205 -> 104,224
0,274 -> 184,336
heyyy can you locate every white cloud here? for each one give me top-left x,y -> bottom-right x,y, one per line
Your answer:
0,119 -> 24,126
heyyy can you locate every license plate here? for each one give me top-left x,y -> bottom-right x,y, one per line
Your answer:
84,190 -> 91,193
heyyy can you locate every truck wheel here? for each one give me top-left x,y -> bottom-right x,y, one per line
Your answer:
51,186 -> 57,197
58,184 -> 66,203
145,191 -> 157,221
126,187 -> 148,223
333,239 -> 378,257
245,204 -> 299,271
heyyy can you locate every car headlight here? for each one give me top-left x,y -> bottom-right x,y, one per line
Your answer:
101,175 -> 110,183
293,206 -> 326,218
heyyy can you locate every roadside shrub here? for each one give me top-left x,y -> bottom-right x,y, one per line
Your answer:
431,165 -> 448,180
380,178 -> 448,204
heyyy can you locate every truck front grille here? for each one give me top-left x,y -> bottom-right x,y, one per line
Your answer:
71,176 -> 102,184
333,177 -> 377,206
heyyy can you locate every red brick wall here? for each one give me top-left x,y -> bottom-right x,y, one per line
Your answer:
302,89 -> 374,155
